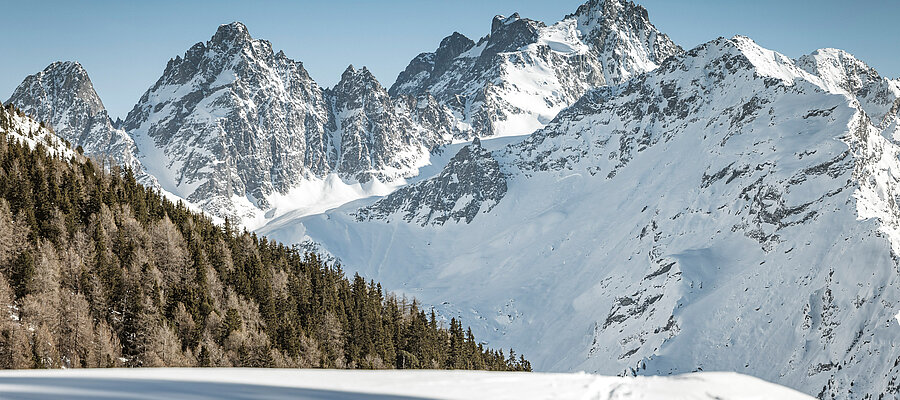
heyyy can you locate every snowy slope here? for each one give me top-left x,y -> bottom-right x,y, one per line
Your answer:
260,36 -> 900,398
0,369 -> 814,400
390,0 -> 681,138
0,103 -> 77,160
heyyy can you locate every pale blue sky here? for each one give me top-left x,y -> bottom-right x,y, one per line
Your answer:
1,0 -> 897,119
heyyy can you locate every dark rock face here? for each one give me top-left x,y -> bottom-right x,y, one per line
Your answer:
355,138 -> 506,226
433,32 -> 476,77
327,65 -> 443,182
480,13 -> 544,61
392,32 -> 476,96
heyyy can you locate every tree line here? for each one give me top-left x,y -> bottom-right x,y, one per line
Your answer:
0,102 -> 531,371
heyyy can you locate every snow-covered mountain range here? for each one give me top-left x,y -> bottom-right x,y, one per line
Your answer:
7,0 -> 678,225
5,0 -> 900,398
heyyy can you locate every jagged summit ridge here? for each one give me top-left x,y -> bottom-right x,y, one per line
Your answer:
796,47 -> 900,126
123,21 -> 334,220
389,0 -> 682,138
8,61 -> 105,120
124,22 -> 317,218
568,0 -> 681,81
42,0 -> 686,222
210,21 -> 253,46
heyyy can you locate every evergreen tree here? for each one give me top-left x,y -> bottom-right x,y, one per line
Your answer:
0,112 -> 531,372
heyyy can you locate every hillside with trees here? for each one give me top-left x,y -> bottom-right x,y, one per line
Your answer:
0,101 -> 530,371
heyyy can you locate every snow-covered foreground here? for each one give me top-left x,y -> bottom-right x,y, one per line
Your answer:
0,369 -> 813,400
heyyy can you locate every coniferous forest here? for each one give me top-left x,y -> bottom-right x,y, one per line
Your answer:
0,102 -> 531,371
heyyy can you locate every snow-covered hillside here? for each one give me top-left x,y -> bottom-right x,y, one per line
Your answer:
259,36 -> 900,398
0,103 -> 76,160
0,369 -> 814,400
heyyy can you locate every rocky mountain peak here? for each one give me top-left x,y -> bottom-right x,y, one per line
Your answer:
328,63 -> 436,183
434,32 -> 475,72
155,21 -> 287,91
438,32 -> 474,53
8,61 -> 105,122
210,21 -> 253,48
387,32 -> 474,98
342,63 -> 357,76
569,0 -> 682,77
121,21 -> 336,220
390,0 -> 682,138
121,22 -> 444,221
337,64 -> 379,87
490,13 -> 522,33
568,0 -> 637,22
8,61 -> 149,186
797,47 -> 889,93
795,47 -> 900,127
482,13 -> 544,59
